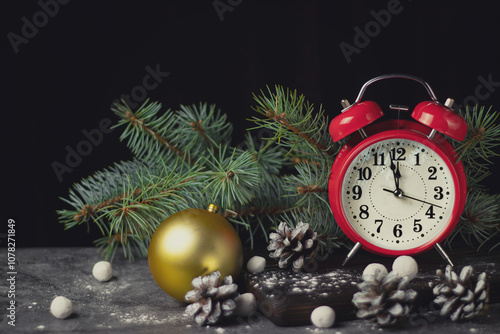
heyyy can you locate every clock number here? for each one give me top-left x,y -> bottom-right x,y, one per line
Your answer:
434,186 -> 444,200
357,167 -> 372,180
373,152 -> 385,166
359,205 -> 369,219
352,185 -> 362,200
375,219 -> 383,233
425,205 -> 436,219
390,147 -> 406,161
413,219 -> 423,233
428,166 -> 438,180
414,153 -> 421,166
393,224 -> 403,238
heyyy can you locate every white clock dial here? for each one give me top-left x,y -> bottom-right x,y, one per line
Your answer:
341,138 -> 456,250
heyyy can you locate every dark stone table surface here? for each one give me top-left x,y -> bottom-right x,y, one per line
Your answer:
1,247 -> 499,333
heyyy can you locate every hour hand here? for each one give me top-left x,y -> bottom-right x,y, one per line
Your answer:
382,188 -> 442,208
389,159 -> 400,190
395,161 -> 401,188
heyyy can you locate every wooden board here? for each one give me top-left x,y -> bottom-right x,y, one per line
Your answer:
244,248 -> 500,327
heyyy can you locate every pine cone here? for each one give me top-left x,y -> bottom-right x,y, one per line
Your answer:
267,221 -> 319,272
184,271 -> 239,326
433,265 -> 489,321
352,271 -> 418,327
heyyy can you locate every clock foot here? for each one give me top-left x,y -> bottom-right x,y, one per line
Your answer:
434,243 -> 454,267
342,242 -> 362,266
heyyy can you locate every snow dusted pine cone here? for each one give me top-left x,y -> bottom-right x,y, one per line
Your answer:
352,270 -> 418,326
433,265 -> 489,321
184,271 -> 239,326
267,221 -> 319,272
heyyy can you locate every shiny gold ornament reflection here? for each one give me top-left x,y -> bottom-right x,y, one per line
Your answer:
148,205 -> 243,301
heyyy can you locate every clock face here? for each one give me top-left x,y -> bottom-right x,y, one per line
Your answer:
339,137 -> 458,252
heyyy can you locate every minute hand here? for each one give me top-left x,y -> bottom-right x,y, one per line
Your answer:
382,188 -> 443,208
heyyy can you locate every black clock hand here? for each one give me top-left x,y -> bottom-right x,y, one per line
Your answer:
389,157 -> 400,190
382,188 -> 443,208
395,161 -> 401,189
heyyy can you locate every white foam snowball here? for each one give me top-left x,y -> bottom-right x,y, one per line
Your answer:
362,263 -> 388,281
92,261 -> 113,282
246,256 -> 266,274
392,256 -> 418,280
50,296 -> 73,319
310,306 -> 335,328
235,293 -> 257,317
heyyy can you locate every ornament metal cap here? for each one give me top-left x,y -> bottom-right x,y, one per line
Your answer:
208,204 -> 218,213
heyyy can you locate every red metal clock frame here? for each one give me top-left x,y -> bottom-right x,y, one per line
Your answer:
328,120 -> 467,257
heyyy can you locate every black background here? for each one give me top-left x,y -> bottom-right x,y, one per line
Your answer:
2,0 -> 500,247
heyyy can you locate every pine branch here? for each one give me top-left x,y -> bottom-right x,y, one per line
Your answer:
455,105 -> 500,170
59,160 -> 148,226
224,175 -> 295,248
112,100 -> 193,164
290,156 -> 321,166
463,165 -> 491,191
175,103 -> 233,155
445,191 -> 500,250
284,159 -> 331,208
265,109 -> 330,152
58,159 -> 205,260
239,132 -> 286,178
203,146 -> 261,209
250,85 -> 338,159
113,100 -> 234,166
94,232 -> 149,262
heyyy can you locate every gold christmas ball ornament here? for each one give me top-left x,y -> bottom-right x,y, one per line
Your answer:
148,205 -> 244,301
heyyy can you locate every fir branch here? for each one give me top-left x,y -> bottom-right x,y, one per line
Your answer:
224,175 -> 295,247
265,109 -> 330,153
59,160 -> 149,226
191,120 -> 216,152
296,185 -> 328,194
175,103 -> 233,155
239,132 -> 285,178
445,191 -> 500,250
455,105 -> 500,168
223,176 -> 293,220
203,146 -> 261,209
94,232 -> 149,262
112,100 -> 193,164
58,159 -> 205,260
290,156 -> 321,166
250,85 -> 337,159
464,165 -> 491,191
284,159 -> 331,208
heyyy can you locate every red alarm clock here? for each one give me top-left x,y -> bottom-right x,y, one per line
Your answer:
328,74 -> 467,266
